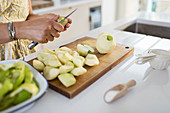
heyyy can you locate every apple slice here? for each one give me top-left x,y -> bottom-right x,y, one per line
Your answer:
33,60 -> 45,71
71,67 -> 87,76
37,52 -> 51,62
84,45 -> 94,54
72,51 -> 79,57
43,66 -> 60,80
72,56 -> 85,67
59,47 -> 73,54
85,54 -> 99,66
58,73 -> 76,87
44,48 -> 55,55
57,52 -> 73,64
59,61 -> 74,74
43,55 -> 62,67
77,44 -> 94,56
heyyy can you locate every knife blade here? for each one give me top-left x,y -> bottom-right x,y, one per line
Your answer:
28,9 -> 77,50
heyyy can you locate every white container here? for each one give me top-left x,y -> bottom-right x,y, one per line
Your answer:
0,59 -> 48,113
148,49 -> 170,70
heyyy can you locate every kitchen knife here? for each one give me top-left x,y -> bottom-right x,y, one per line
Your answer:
28,9 -> 77,50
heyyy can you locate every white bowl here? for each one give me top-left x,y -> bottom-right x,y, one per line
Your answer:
148,49 -> 170,70
0,59 -> 48,113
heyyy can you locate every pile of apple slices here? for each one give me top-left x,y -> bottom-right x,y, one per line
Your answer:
33,44 -> 99,87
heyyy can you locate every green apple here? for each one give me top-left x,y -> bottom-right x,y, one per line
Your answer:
57,17 -> 68,27
13,90 -> 31,105
10,83 -> 39,97
0,79 -> 13,98
96,32 -> 116,54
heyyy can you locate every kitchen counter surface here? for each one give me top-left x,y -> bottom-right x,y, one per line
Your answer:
33,0 -> 101,14
25,12 -> 170,113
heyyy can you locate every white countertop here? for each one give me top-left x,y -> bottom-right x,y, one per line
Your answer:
33,0 -> 101,14
136,12 -> 170,27
25,12 -> 170,113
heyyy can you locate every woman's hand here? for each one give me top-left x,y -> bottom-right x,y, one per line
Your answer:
27,14 -> 72,30
14,18 -> 65,43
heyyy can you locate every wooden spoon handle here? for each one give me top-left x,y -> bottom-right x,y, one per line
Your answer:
126,80 -> 136,88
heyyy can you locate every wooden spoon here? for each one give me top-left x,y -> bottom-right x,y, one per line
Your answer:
104,80 -> 136,103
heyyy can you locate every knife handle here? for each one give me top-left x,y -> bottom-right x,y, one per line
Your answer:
28,41 -> 38,50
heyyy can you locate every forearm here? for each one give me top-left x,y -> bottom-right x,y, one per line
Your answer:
0,23 -> 11,44
0,22 -> 27,44
27,14 -> 39,20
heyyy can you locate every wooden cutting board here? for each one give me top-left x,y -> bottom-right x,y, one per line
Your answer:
28,37 -> 134,98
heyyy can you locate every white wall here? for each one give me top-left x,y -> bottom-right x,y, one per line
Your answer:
156,0 -> 170,14
116,0 -> 140,20
102,0 -> 117,26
